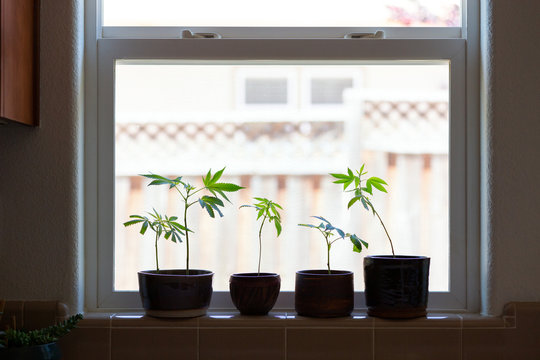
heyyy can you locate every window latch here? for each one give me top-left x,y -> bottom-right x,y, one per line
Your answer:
181,30 -> 222,39
344,30 -> 385,39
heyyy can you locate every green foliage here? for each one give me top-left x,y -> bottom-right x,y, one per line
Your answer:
130,168 -> 244,272
123,209 -> 188,272
124,209 -> 187,244
240,197 -> 283,237
299,216 -> 365,273
240,197 -> 283,275
330,164 -> 395,256
0,314 -> 83,348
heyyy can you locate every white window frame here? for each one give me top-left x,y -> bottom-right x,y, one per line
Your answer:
85,0 -> 480,313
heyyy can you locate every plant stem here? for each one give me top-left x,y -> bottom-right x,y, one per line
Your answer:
326,235 -> 331,274
374,210 -> 395,257
257,216 -> 266,276
155,232 -> 160,273
184,196 -> 190,275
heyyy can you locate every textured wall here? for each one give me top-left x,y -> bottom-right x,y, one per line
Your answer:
0,0 -> 83,312
482,0 -> 540,314
0,0 -> 539,316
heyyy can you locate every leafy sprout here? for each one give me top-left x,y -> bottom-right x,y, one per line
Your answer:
330,164 -> 395,256
0,314 -> 83,348
123,209 -> 188,273
140,167 -> 244,274
240,197 -> 283,276
299,216 -> 366,274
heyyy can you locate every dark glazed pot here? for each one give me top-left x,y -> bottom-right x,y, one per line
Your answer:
138,269 -> 213,318
295,270 -> 354,318
0,342 -> 61,360
364,255 -> 430,319
229,273 -> 281,315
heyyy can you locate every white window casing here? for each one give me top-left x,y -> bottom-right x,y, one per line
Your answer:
85,0 -> 480,312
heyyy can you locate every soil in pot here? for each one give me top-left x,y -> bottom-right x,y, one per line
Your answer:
138,269 -> 213,318
295,270 -> 354,318
229,273 -> 281,315
364,255 -> 430,319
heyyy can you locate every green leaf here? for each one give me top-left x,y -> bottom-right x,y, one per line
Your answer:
209,182 -> 244,192
298,223 -> 318,229
312,215 -> 330,224
140,221 -> 149,235
274,220 -> 282,236
370,181 -> 387,193
349,234 -> 364,253
360,197 -> 370,211
210,167 -> 225,184
369,176 -> 388,185
329,173 -> 350,180
347,168 -> 354,177
347,196 -> 359,209
123,219 -> 144,227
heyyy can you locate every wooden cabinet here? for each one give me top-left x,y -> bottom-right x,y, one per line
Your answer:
0,0 -> 39,126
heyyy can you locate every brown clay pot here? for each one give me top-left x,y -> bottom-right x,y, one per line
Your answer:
364,255 -> 430,319
138,269 -> 213,318
295,270 -> 354,318
229,273 -> 281,315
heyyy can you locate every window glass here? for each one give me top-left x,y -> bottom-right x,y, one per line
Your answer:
115,62 -> 450,293
103,0 -> 461,27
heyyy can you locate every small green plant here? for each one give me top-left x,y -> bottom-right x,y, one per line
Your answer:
299,216 -> 366,274
0,314 -> 83,348
330,164 -> 395,256
138,168 -> 244,274
240,197 -> 283,276
123,209 -> 187,273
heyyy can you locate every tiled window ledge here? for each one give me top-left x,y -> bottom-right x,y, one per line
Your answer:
59,302 -> 540,360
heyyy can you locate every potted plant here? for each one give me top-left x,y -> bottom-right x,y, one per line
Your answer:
295,216 -> 365,318
0,309 -> 83,360
124,168 -> 244,318
331,165 -> 430,319
229,197 -> 283,315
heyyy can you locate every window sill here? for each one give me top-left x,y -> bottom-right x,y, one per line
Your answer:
79,308 -> 513,330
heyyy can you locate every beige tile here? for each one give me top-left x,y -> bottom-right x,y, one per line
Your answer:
111,328 -> 197,360
286,312 -> 374,328
58,326 -> 110,360
287,328 -> 373,360
0,300 -> 24,329
461,313 -> 506,328
23,301 -> 62,330
199,328 -> 285,360
462,328 -> 516,360
79,312 -> 114,328
374,313 -> 461,328
375,328 -> 461,360
112,312 -> 198,328
200,311 -> 287,327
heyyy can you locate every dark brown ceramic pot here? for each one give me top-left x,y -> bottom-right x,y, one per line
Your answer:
364,255 -> 430,319
295,270 -> 354,318
0,342 -> 61,360
229,273 -> 281,315
138,269 -> 213,318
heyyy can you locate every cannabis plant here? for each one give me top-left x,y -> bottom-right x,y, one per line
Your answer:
140,168 -> 244,273
0,314 -> 83,348
299,216 -> 365,274
240,197 -> 283,276
124,209 -> 187,273
330,165 -> 395,256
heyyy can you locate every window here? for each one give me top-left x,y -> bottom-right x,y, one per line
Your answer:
86,0 -> 479,312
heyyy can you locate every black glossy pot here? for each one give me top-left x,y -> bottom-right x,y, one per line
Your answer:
0,342 -> 61,360
364,255 -> 430,319
138,269 -> 213,318
295,270 -> 354,318
229,273 -> 281,315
